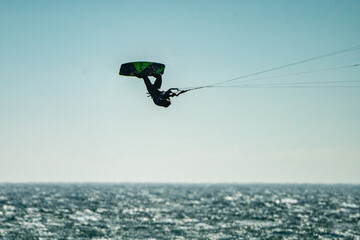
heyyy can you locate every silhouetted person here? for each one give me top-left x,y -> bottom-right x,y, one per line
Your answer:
139,74 -> 184,108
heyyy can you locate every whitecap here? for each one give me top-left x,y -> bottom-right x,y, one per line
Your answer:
195,223 -> 214,230
26,207 -> 39,213
224,196 -> 234,201
206,233 -> 232,239
70,210 -> 101,222
237,220 -> 279,227
341,202 -> 359,209
3,205 -> 15,211
96,208 -> 107,213
24,221 -> 46,229
281,198 -> 298,204
183,217 -> 198,223
76,215 -> 99,222
158,217 -> 179,224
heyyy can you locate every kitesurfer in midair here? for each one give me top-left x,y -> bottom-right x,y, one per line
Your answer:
138,74 -> 186,108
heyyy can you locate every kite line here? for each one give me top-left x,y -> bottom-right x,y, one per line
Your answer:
180,45 -> 360,92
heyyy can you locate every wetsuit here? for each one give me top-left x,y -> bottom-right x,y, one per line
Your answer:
142,75 -> 172,108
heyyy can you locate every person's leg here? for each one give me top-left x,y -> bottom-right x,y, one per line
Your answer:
153,74 -> 162,90
142,76 -> 154,93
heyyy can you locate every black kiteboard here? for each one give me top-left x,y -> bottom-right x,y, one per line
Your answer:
119,61 -> 165,77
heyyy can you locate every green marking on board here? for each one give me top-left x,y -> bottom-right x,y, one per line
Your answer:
133,62 -> 152,74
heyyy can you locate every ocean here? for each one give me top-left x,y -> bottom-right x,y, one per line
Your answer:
0,184 -> 359,239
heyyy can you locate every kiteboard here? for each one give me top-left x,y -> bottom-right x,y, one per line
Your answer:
119,61 -> 165,77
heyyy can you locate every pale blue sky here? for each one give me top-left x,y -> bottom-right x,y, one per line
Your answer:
1,0 -> 359,183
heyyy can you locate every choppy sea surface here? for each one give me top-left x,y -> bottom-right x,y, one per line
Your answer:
0,184 -> 359,239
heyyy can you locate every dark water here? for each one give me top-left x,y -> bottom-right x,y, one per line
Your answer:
0,184 -> 359,239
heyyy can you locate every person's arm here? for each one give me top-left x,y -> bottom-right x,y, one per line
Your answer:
166,88 -> 188,97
